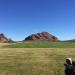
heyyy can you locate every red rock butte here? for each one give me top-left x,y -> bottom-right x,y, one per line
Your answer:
0,33 -> 12,43
24,32 -> 59,42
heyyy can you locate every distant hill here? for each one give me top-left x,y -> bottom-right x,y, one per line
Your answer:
0,33 -> 13,43
64,39 -> 75,42
24,32 -> 59,42
1,32 -> 75,42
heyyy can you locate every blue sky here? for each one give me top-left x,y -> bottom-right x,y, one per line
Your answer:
0,0 -> 75,41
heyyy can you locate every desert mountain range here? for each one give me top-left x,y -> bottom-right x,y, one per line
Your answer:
0,32 -> 75,42
0,32 -> 59,42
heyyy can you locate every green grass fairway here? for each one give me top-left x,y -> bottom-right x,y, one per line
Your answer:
0,48 -> 75,75
4,41 -> 75,48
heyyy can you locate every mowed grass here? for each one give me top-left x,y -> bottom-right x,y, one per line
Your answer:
0,48 -> 75,75
4,41 -> 75,48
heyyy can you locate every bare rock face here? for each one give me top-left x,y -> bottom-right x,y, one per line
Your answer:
24,32 -> 59,42
0,33 -> 12,43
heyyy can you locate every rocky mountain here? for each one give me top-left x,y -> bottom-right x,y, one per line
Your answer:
0,33 -> 12,43
24,32 -> 59,42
